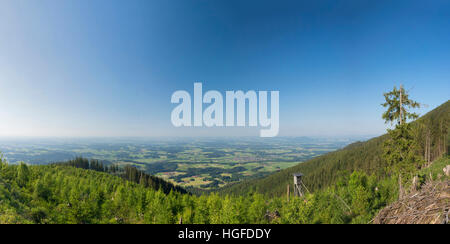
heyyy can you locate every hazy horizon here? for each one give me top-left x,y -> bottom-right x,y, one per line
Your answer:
0,134 -> 376,141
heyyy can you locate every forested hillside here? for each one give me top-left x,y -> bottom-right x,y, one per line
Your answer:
217,100 -> 449,197
0,158 -> 403,224
52,157 -> 187,194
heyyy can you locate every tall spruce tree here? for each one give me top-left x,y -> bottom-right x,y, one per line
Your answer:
381,85 -> 423,178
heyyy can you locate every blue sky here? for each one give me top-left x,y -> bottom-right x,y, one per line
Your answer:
0,0 -> 449,137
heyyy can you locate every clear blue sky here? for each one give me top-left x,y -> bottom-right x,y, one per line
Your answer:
0,0 -> 449,137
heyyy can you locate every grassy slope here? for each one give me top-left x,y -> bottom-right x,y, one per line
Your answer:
217,100 -> 450,197
419,156 -> 450,180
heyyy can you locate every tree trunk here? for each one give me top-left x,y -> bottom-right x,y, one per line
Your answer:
399,84 -> 403,125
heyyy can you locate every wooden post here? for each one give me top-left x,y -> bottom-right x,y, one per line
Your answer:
287,184 -> 290,202
179,216 -> 183,224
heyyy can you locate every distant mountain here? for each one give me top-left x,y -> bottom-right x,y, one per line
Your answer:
217,100 -> 450,197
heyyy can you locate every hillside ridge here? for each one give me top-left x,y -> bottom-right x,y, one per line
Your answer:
216,100 -> 450,197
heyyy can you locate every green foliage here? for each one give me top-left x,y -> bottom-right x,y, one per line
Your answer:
383,123 -> 424,177
0,160 -> 396,224
53,157 -> 186,194
381,85 -> 420,125
280,195 -> 315,224
418,156 -> 450,181
382,86 -> 423,178
17,163 -> 30,187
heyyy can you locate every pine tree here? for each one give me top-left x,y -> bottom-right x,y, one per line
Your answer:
17,162 -> 30,187
381,85 -> 423,180
383,123 -> 423,175
382,85 -> 420,125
